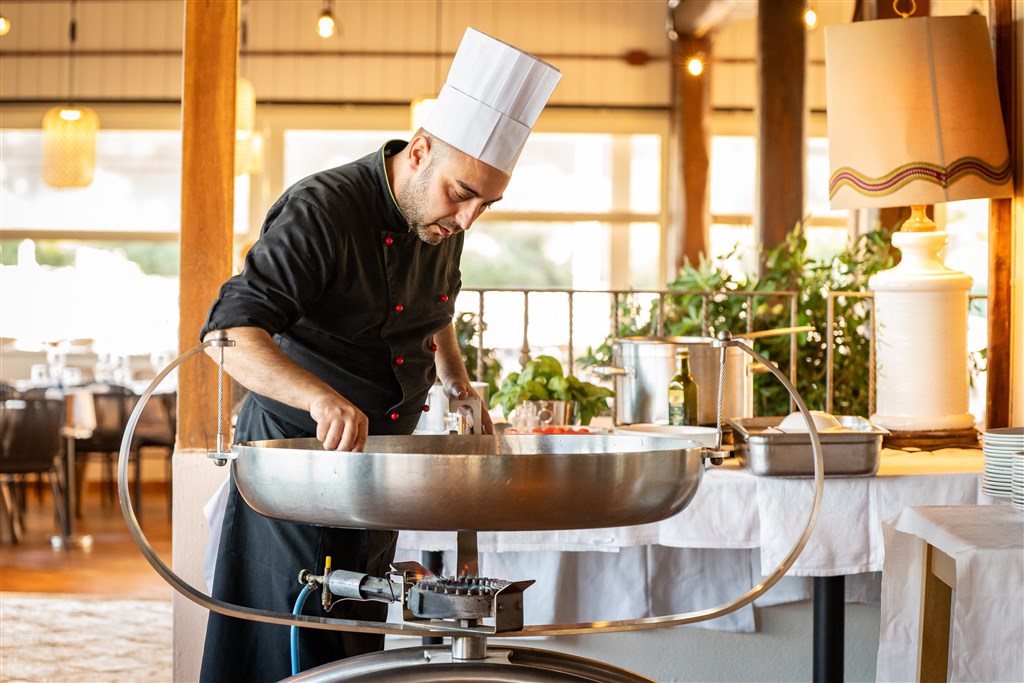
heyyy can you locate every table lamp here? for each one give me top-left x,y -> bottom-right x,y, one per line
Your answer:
825,12 -> 1012,441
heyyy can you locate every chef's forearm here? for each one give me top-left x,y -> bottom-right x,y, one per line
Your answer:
433,324 -> 469,385
203,326 -> 338,412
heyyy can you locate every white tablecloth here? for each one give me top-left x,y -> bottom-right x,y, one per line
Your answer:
396,448 -> 992,632
876,505 -> 1024,683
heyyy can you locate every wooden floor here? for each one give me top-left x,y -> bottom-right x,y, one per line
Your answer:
1,480 -> 173,598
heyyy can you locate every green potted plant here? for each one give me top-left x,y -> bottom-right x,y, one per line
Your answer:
490,355 -> 614,426
578,224 -> 898,418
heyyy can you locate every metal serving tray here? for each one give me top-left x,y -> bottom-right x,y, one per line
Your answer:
232,434 -> 704,532
728,416 -> 888,478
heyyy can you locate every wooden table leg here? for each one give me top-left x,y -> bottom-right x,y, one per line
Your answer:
918,543 -> 955,682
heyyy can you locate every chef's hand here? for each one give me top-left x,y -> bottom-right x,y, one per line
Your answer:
442,378 -> 494,435
309,394 -> 368,451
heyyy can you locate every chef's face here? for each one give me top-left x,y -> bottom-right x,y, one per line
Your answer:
398,135 -> 509,246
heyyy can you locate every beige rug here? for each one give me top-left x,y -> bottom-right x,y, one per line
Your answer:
0,593 -> 172,683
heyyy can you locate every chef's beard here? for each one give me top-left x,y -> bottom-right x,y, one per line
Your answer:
397,156 -> 461,246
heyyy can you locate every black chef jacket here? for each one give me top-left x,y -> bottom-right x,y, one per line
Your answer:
201,138 -> 463,428
199,140 -> 463,682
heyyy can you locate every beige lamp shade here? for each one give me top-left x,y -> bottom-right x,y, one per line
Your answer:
825,15 -> 1012,209
43,106 -> 99,188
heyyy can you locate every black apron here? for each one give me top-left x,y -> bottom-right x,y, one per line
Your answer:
199,142 -> 461,681
199,395 -> 420,682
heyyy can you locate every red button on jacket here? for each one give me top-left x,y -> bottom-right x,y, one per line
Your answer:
422,404 -> 430,412
394,304 -> 404,313
439,294 -> 449,303
429,343 -> 438,352
394,357 -> 404,366
384,236 -> 394,246
389,411 -> 400,421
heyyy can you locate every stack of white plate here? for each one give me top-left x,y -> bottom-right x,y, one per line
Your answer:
981,427 -> 1024,500
1012,451 -> 1024,513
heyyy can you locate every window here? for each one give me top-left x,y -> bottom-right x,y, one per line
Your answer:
0,127 -> 250,358
0,130 -> 249,234
284,130 -> 408,187
709,135 -> 848,275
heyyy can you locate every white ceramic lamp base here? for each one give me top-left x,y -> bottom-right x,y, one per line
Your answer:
869,231 -> 974,433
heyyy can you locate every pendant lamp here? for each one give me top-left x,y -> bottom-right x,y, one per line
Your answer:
234,3 -> 261,177
43,0 -> 99,188
825,8 -> 1011,439
235,76 -> 257,176
410,0 -> 442,131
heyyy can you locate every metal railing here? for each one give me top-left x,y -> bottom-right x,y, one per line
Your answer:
461,287 -> 801,408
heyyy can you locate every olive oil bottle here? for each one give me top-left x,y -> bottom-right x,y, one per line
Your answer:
667,348 -> 699,426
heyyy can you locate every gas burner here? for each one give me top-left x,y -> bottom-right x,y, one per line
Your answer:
408,576 -> 512,620
416,575 -> 509,595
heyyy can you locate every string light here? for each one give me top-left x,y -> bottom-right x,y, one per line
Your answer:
686,55 -> 704,77
804,8 -> 818,29
0,15 -> 11,36
317,1 -> 336,38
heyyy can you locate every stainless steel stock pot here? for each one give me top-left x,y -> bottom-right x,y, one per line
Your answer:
597,336 -> 754,426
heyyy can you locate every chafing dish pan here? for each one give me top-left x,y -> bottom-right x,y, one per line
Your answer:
232,434 -> 704,532
728,416 -> 888,477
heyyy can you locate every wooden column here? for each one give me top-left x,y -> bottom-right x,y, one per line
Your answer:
672,35 -> 712,272
986,0 -> 1016,429
755,0 -> 805,274
178,0 -> 237,449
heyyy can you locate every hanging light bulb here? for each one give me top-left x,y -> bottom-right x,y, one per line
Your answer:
804,7 -> 819,29
0,15 -> 11,36
42,0 -> 99,188
410,0 -> 442,131
317,1 -> 336,38
686,55 -> 704,76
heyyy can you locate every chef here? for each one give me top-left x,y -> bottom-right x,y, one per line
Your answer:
198,28 -> 560,682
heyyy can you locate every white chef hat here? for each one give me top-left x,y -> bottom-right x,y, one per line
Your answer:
423,28 -> 562,174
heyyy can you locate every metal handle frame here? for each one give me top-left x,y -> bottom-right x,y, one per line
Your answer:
118,335 -> 825,638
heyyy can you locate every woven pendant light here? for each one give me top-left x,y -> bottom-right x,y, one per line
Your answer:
234,76 -> 256,176
43,0 -> 100,189
43,106 -> 99,188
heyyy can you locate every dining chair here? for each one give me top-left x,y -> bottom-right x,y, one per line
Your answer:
71,385 -> 140,518
132,391 -> 176,521
0,396 -> 69,545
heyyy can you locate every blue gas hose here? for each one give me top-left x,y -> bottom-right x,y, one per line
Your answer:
291,584 -> 313,676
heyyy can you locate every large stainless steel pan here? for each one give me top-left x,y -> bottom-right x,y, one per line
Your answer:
232,434 -> 704,532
